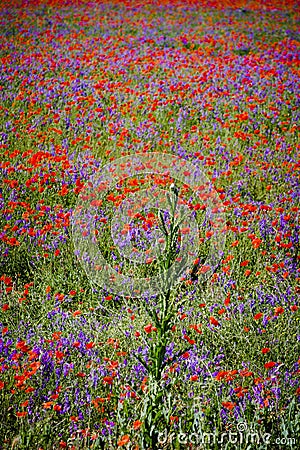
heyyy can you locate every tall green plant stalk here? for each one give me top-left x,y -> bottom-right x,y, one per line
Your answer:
140,185 -> 190,449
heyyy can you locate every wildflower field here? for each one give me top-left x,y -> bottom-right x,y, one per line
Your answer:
0,0 -> 299,448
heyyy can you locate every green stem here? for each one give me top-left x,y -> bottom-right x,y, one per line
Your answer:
142,187 -> 181,447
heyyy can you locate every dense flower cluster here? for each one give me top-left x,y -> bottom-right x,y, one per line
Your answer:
0,0 -> 299,448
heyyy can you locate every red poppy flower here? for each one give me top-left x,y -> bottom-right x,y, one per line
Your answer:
274,307 -> 284,316
210,317 -> 219,326
254,313 -> 263,320
239,369 -> 253,377
133,420 -> 142,430
240,260 -> 249,266
222,401 -> 236,410
190,375 -> 199,381
170,416 -> 179,423
117,435 -> 130,447
103,376 -> 113,385
86,342 -> 95,349
144,324 -> 153,334
264,361 -> 276,369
